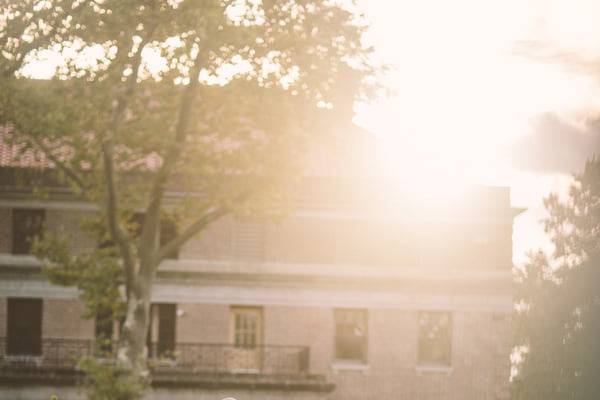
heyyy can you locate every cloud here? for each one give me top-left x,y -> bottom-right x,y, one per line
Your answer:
511,112 -> 600,173
513,40 -> 600,78
512,40 -> 600,79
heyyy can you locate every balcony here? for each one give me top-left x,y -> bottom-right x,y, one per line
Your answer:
0,337 -> 331,391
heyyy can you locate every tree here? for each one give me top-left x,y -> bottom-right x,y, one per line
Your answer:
512,157 -> 600,400
0,1 -> 377,398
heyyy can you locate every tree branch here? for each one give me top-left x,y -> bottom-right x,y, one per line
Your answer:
155,189 -> 252,264
101,32 -> 154,293
140,47 -> 206,261
26,132 -> 88,192
1,1 -> 90,78
101,135 -> 134,290
156,205 -> 230,263
6,120 -> 89,192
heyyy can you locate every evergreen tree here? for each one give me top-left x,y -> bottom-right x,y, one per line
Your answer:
513,157 -> 600,400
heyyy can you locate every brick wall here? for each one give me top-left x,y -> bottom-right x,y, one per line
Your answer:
43,299 -> 94,339
180,217 -> 234,260
0,296 -> 511,400
176,303 -> 229,343
325,309 -> 511,400
265,218 -> 337,264
164,303 -> 510,400
0,203 -> 513,400
1,206 -> 512,270
205,303 -> 511,400
264,305 -> 334,374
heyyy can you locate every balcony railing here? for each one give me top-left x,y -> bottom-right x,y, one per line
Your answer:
0,338 -> 309,376
147,342 -> 309,375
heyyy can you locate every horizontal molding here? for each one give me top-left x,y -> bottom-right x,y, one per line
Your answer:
0,254 -> 41,268
151,283 -> 513,312
159,259 -> 512,283
0,276 -> 512,312
0,200 -> 516,223
0,199 -> 98,211
0,279 -> 78,299
0,255 -> 512,283
0,256 -> 512,312
293,210 -> 517,224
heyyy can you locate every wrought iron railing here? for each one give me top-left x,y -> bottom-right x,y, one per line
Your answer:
148,342 -> 309,375
0,338 -> 309,376
0,337 -> 93,369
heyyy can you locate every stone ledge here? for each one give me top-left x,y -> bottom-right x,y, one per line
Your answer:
0,367 -> 335,393
154,371 -> 334,392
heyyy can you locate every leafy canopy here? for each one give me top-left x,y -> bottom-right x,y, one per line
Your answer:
0,0 -> 378,265
512,157 -> 600,400
1,0 -> 376,202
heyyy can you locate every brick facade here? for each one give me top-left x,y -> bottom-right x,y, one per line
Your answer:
0,298 -> 512,400
0,184 -> 516,400
176,303 -> 230,343
43,299 -> 94,339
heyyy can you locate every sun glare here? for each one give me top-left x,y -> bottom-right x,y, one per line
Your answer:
354,0 -> 600,213
347,0 -> 600,262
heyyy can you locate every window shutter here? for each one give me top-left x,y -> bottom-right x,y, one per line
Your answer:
232,220 -> 265,262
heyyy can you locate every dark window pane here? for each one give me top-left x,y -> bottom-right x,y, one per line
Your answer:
160,219 -> 178,259
95,308 -> 114,354
150,303 -> 176,357
12,209 -> 45,255
7,298 -> 42,356
418,311 -> 452,366
334,309 -> 367,362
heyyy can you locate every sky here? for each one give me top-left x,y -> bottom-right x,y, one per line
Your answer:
354,0 -> 600,264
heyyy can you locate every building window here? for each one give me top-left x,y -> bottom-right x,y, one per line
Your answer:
7,298 -> 43,356
159,218 -> 179,259
418,311 -> 452,366
334,308 -> 367,362
231,307 -> 262,348
101,214 -> 179,259
95,307 -> 116,355
12,209 -> 45,255
148,303 -> 176,357
229,307 -> 263,371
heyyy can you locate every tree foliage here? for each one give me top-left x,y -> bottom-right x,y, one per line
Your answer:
0,1 -> 379,398
512,157 -> 600,400
33,231 -> 126,320
79,357 -> 147,400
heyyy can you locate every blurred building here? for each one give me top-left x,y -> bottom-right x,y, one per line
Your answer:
0,166 -> 520,400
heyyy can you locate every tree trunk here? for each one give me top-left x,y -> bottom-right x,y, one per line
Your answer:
117,259 -> 156,389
